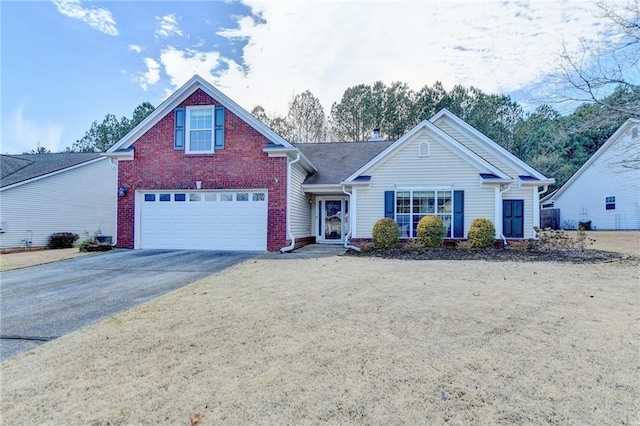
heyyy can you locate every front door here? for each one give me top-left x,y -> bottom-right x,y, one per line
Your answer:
318,198 -> 349,243
503,199 -> 524,238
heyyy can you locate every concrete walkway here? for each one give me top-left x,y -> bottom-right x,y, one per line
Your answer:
262,244 -> 349,259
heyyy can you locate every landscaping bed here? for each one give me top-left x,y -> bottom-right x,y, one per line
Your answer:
347,246 -> 633,263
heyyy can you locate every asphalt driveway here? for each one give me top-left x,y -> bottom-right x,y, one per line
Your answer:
0,249 -> 257,361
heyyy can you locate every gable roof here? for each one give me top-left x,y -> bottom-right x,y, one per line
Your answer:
1,153 -> 104,189
295,141 -> 395,185
107,74 -> 296,154
430,108 -> 552,181
343,117 -> 511,183
544,117 -> 639,202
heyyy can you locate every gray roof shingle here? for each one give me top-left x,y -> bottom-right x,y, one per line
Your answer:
1,153 -> 103,188
294,141 -> 395,185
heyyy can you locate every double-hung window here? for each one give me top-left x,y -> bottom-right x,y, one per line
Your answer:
186,107 -> 214,153
605,196 -> 616,210
395,190 -> 452,238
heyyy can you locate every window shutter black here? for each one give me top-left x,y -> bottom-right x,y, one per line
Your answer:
174,108 -> 185,150
384,191 -> 395,219
453,190 -> 464,238
214,107 -> 225,149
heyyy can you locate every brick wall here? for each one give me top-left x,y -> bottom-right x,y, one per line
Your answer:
117,88 -> 289,251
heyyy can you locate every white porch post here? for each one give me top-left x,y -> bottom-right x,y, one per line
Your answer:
532,188 -> 540,232
494,186 -> 502,239
350,188 -> 357,239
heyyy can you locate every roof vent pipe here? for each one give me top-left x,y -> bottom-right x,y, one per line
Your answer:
369,128 -> 384,141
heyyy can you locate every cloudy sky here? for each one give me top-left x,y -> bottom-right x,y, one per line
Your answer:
0,0 -> 623,154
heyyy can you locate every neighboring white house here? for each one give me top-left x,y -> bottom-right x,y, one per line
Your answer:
542,118 -> 640,230
0,153 -> 117,249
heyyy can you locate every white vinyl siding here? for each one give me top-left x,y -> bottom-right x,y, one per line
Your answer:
502,187 -> 536,238
433,117 -> 526,179
552,125 -> 640,230
0,158 -> 117,249
354,128 -> 495,238
289,162 -> 312,238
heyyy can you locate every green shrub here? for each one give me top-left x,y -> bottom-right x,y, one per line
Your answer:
416,215 -> 445,248
48,232 -> 79,249
468,218 -> 496,249
372,218 -> 400,250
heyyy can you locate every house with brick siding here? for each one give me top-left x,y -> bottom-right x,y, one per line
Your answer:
106,75 -> 553,252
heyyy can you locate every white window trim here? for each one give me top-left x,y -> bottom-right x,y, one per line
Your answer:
185,106 -> 215,154
418,141 -> 431,157
605,195 -> 616,210
395,189 -> 454,238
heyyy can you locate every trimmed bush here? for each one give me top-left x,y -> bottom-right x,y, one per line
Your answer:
48,232 -> 79,249
468,218 -> 496,249
372,218 -> 400,250
417,215 -> 445,248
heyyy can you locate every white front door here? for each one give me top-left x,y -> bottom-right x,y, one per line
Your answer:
317,197 -> 349,243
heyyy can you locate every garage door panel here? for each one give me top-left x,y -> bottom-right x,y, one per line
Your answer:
139,191 -> 268,250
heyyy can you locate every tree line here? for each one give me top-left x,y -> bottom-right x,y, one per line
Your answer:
252,82 -> 637,189
56,0 -> 637,190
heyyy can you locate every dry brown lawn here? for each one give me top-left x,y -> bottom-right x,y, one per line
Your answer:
0,248 -> 93,272
1,232 -> 639,425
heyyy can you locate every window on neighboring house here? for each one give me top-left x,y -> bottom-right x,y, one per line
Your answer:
605,196 -> 616,210
395,190 -> 452,238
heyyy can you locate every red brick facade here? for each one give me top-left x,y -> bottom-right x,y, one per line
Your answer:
116,89 -> 289,251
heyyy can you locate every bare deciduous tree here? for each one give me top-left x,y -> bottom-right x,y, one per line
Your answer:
552,0 -> 639,117
287,91 -> 327,143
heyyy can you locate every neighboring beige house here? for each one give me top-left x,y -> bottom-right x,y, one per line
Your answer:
0,153 -> 117,249
542,118 -> 640,230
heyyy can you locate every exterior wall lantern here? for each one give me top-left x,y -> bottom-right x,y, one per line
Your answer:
118,185 -> 128,197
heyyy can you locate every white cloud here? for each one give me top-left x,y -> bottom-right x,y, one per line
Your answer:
150,1 -> 615,116
128,44 -> 143,53
156,14 -> 183,38
159,46 -> 222,88
52,0 -> 118,36
134,58 -> 161,91
3,104 -> 64,154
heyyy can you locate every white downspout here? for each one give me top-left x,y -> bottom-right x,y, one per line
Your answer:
539,185 -> 549,196
499,183 -> 511,246
341,185 -> 361,252
280,152 -> 301,253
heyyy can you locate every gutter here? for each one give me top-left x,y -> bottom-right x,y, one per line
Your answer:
280,152 -> 301,253
341,185 -> 361,252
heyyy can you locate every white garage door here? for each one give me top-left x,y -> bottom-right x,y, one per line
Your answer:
138,190 -> 268,251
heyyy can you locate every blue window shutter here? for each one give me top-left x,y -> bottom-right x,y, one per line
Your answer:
214,107 -> 225,149
453,190 -> 464,238
174,108 -> 185,150
384,191 -> 395,219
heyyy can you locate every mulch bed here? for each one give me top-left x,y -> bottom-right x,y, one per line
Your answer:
347,247 -> 637,263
